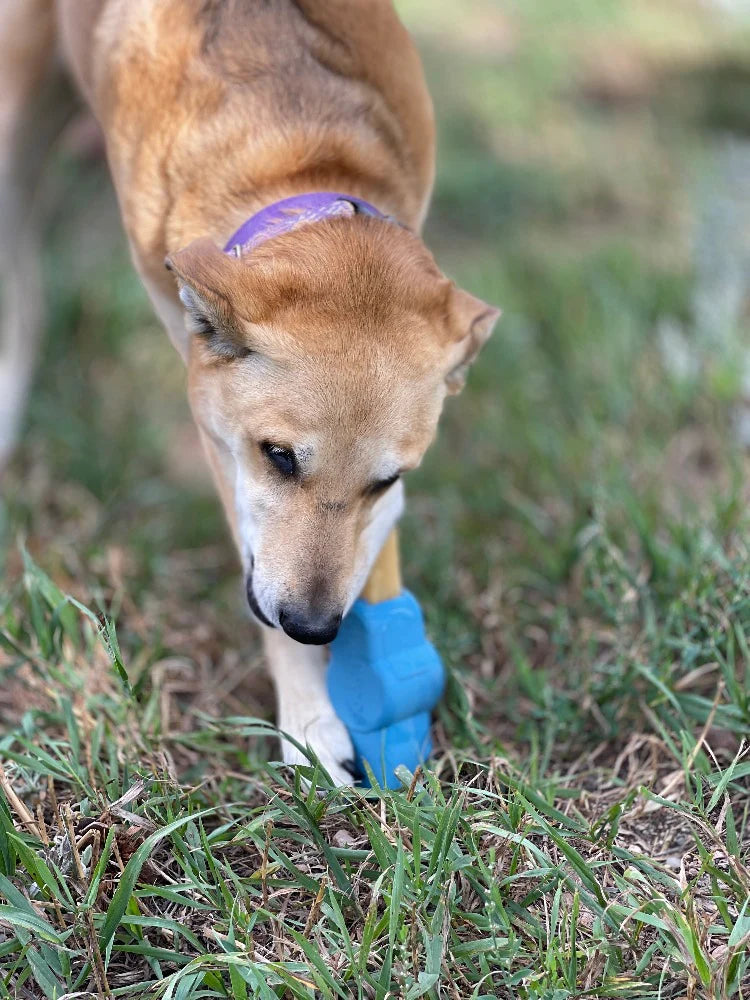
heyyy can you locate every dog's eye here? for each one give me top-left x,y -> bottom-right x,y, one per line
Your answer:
262,442 -> 297,478
367,473 -> 401,497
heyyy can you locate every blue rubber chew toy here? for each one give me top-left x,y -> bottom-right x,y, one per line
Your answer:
327,531 -> 445,789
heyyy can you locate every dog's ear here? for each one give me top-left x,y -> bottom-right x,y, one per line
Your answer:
443,287 -> 501,394
165,238 -> 252,359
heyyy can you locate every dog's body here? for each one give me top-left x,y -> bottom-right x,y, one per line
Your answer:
57,0 -> 436,354
1,0 -> 497,782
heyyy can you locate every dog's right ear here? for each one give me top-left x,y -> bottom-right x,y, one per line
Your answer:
165,238 -> 253,360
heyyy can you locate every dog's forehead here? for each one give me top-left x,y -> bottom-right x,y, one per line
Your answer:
213,344 -> 442,460
307,351 -> 436,422
223,328 -> 434,403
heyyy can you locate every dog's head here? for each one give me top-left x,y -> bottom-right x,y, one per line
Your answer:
166,216 -> 498,644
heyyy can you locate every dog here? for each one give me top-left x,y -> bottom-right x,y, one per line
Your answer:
0,0 -> 499,784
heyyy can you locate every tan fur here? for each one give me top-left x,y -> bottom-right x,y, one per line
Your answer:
1,0 -> 499,783
57,0 -> 435,314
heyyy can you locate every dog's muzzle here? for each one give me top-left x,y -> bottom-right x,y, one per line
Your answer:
245,570 -> 275,628
245,558 -> 343,644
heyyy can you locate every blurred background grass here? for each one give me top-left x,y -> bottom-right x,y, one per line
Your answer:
3,0 -> 750,756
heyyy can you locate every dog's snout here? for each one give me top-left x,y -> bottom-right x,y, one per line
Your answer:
278,607 -> 343,645
245,574 -> 275,628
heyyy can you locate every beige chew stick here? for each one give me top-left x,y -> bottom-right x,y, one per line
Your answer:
361,529 -> 401,603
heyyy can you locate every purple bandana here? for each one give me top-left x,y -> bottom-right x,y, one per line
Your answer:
223,192 -> 386,256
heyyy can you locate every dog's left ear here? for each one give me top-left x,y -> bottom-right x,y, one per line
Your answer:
443,288 -> 501,394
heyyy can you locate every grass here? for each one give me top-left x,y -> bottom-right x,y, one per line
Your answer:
2,0 -> 750,995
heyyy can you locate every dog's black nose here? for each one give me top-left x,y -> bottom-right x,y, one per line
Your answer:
278,608 -> 342,645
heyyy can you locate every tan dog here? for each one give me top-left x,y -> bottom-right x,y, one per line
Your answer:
0,0 -> 498,783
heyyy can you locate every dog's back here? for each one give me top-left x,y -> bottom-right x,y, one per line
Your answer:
56,0 -> 435,260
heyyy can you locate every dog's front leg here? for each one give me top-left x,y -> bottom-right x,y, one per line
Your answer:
263,627 -> 356,786
185,430 -> 354,782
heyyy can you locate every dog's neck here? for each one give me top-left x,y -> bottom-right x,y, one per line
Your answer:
223,192 -> 388,257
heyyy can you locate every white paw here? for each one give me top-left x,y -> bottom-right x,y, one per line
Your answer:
278,705 -> 356,786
